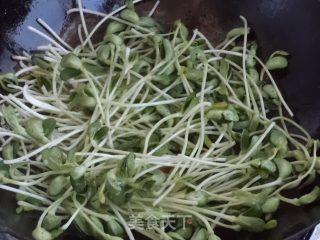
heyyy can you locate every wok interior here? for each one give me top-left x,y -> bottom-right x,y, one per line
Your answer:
0,0 -> 320,239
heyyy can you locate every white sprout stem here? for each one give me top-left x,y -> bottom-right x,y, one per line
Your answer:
143,113 -> 182,154
69,0 -> 144,48
3,129 -> 82,164
273,141 -> 317,195
175,62 -> 193,94
133,165 -> 162,181
108,81 -> 146,142
190,62 -> 208,163
188,63 -> 208,173
110,203 -> 136,240
203,133 -> 225,159
16,66 -> 39,77
181,111 -> 195,156
77,0 -> 94,51
77,24 -> 85,45
242,176 -> 261,189
240,16 -> 251,108
17,201 -> 52,212
82,72 -> 105,119
36,18 -> 73,50
186,133 -> 226,177
27,26 -> 68,53
107,98 -> 182,108
161,102 -> 211,143
254,56 -> 294,117
62,195 -> 88,230
134,228 -> 159,240
224,58 -> 267,117
196,170 -> 243,191
161,203 -> 217,234
38,188 -> 72,228
7,95 -> 46,120
271,116 -> 311,141
0,184 -> 50,203
238,122 -> 276,164
148,0 -> 161,17
244,178 -> 282,191
208,65 -> 242,104
23,85 -> 61,112
0,2 -> 317,239
153,183 -> 176,207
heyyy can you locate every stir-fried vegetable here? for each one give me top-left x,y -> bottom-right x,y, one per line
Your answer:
0,0 -> 319,239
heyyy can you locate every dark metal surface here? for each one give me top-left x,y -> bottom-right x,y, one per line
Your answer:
1,0 -> 320,239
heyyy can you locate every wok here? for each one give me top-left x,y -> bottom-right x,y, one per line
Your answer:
0,0 -> 320,239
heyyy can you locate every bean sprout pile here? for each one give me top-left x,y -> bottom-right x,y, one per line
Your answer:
0,1 -> 319,240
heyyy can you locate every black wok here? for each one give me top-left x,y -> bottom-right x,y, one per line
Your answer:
0,0 -> 320,239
